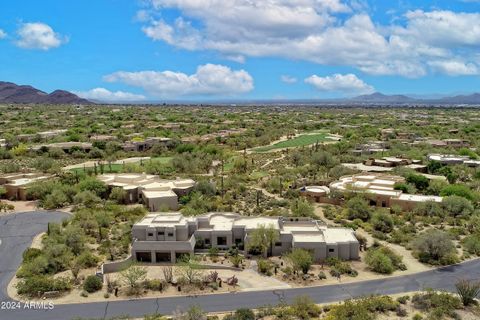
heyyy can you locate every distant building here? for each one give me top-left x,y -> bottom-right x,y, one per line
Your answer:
131,212 -> 359,263
0,173 -> 53,200
329,174 -> 443,211
351,141 -> 389,156
428,154 -> 480,167
122,137 -> 172,152
98,173 -> 195,211
30,142 -> 93,153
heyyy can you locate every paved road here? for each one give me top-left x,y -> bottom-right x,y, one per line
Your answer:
1,211 -> 480,320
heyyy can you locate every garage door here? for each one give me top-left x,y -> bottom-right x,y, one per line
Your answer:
156,252 -> 171,262
136,251 -> 152,262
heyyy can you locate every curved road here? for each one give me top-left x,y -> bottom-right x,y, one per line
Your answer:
1,211 -> 480,320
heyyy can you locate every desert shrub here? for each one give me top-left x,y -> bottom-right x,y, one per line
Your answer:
291,295 -> 322,319
144,279 -> 166,292
257,259 -> 273,275
22,248 -> 43,262
223,308 -> 256,320
324,295 -> 398,320
412,290 -> 461,319
285,248 -> 313,274
230,255 -> 243,268
441,185 -> 477,202
365,250 -> 394,274
442,196 -> 474,218
346,197 -> 372,221
410,230 -> 457,265
365,246 -> 406,274
406,173 -> 429,191
396,295 -> 410,304
371,211 -> 394,233
318,271 -> 327,280
17,275 -> 71,296
326,257 -> 357,277
76,251 -> 100,268
455,279 -> 480,306
83,275 -> 103,293
42,189 -> 69,209
462,234 -> 480,255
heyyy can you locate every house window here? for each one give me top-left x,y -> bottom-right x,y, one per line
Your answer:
217,236 -> 227,246
275,242 -> 282,247
329,248 -> 335,253
205,238 -> 211,245
168,233 -> 174,237
148,233 -> 154,237
158,232 -> 164,236
234,238 -> 242,244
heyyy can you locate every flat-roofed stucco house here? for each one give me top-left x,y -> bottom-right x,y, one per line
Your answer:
329,174 -> 442,211
98,173 -> 195,211
131,212 -> 359,263
0,173 -> 52,200
428,154 -> 480,167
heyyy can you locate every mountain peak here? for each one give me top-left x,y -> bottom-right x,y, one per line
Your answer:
0,82 -> 91,104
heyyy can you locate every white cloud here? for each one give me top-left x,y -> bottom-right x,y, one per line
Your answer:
16,22 -> 66,50
75,88 -> 146,102
305,73 -> 374,94
104,64 -> 254,97
428,60 -> 479,76
281,75 -> 298,84
0,29 -> 6,39
140,1 -> 480,77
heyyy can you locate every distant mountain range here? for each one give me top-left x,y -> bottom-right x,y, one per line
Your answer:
350,92 -> 480,105
1,81 -> 480,105
0,81 -> 90,104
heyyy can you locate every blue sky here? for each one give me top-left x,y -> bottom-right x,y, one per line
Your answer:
0,0 -> 479,102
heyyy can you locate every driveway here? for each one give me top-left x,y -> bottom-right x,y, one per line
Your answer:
1,211 -> 480,320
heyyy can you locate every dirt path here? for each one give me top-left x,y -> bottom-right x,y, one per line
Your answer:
260,154 -> 286,169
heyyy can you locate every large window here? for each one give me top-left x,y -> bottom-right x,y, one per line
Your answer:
217,236 -> 227,246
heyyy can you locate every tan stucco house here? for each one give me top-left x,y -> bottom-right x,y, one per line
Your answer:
131,212 -> 359,263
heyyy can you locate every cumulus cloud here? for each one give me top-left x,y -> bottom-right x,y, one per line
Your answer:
305,73 -> 374,94
75,88 -> 146,102
0,29 -> 6,39
428,60 -> 479,76
16,22 -> 66,50
139,1 -> 480,77
104,64 -> 254,97
281,75 -> 298,84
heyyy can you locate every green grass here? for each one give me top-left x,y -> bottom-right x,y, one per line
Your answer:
69,157 -> 173,174
253,132 -> 334,153
150,156 -> 173,165
250,170 -> 269,180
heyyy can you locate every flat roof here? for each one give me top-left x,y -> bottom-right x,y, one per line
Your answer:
323,228 -> 357,243
142,190 -> 177,199
397,194 -> 443,202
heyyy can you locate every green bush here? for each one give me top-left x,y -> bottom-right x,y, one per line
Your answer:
285,248 -> 313,274
17,275 -> 71,296
257,259 -> 273,275
365,246 -> 406,274
462,234 -> 480,255
371,211 -> 394,233
22,247 -> 42,261
406,173 -> 429,191
411,230 -> 457,265
441,185 -> 477,202
346,197 -> 372,221
365,250 -> 395,274
76,251 -> 100,268
143,279 -> 166,291
223,308 -> 256,320
83,275 -> 103,293
326,257 -> 357,277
